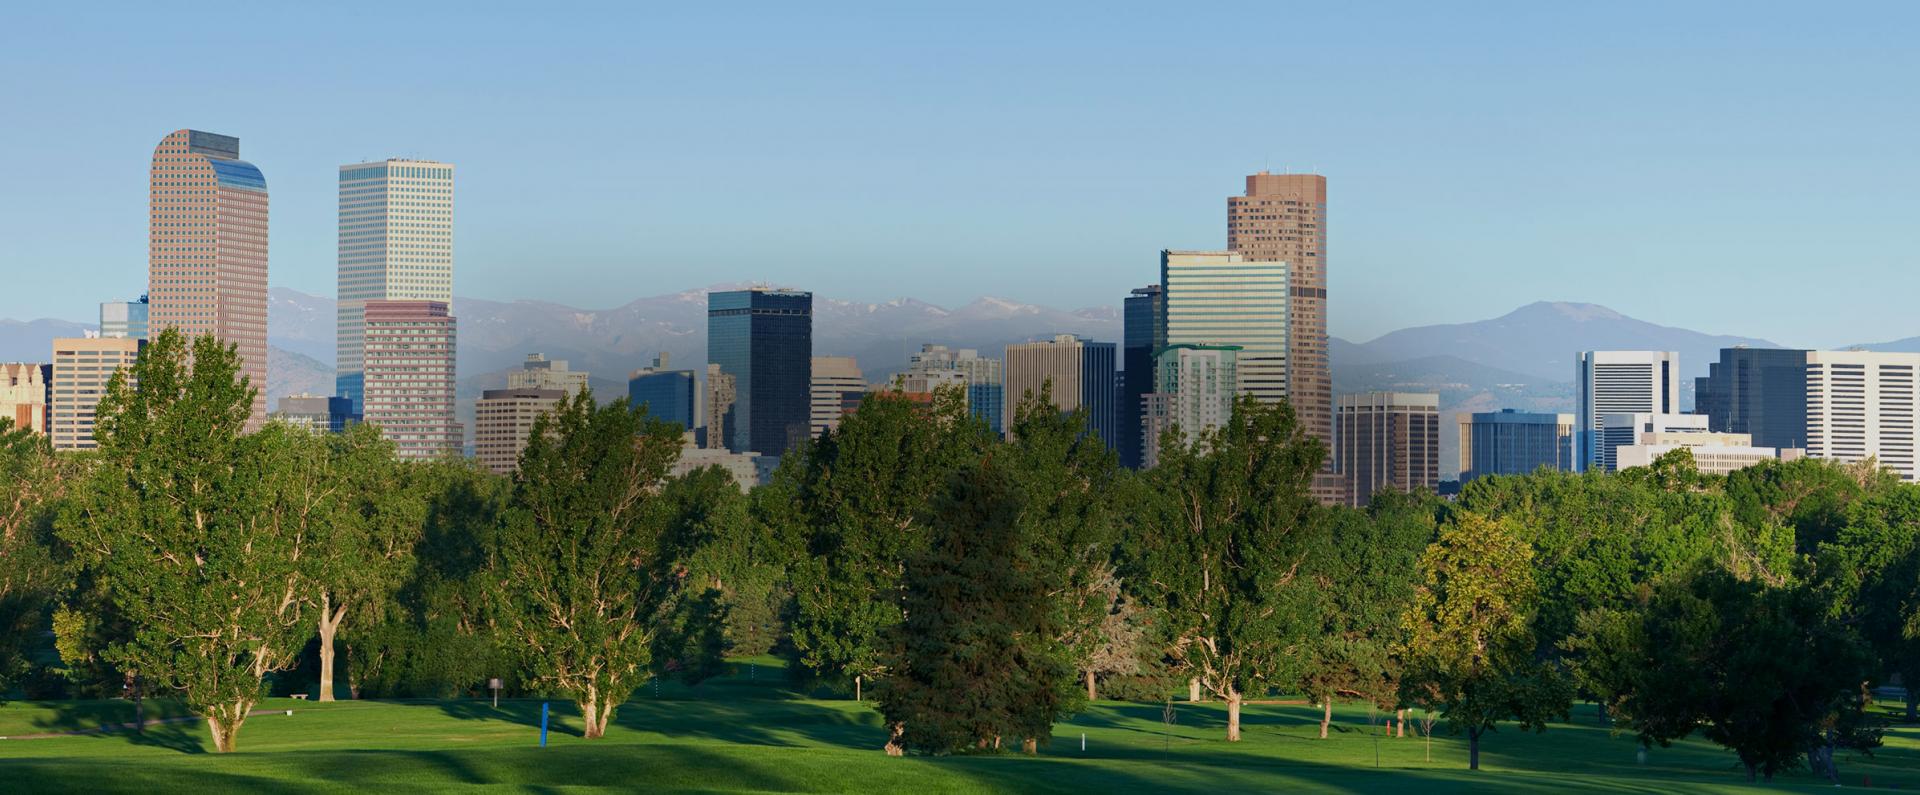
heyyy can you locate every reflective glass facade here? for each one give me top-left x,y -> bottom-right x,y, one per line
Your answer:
707,289 -> 812,456
630,369 -> 697,431
1120,284 -> 1162,469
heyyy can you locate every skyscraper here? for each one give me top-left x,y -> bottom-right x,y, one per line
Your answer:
99,296 -> 149,341
1120,285 -> 1163,469
147,130 -> 268,426
810,356 -> 864,438
707,289 -> 812,457
360,300 -> 460,459
629,353 -> 697,432
704,363 -> 735,450
1575,351 -> 1681,472
1694,347 -> 1811,451
1228,172 -> 1329,448
49,337 -> 140,451
1141,344 -> 1238,469
1160,250 -> 1288,406
272,395 -> 356,434
906,344 -> 1004,432
337,159 -> 455,413
1336,392 -> 1440,507
1457,410 -> 1574,482
1804,350 -> 1920,481
1003,334 -> 1116,447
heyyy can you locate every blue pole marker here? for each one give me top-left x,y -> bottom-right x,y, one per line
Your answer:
540,702 -> 550,747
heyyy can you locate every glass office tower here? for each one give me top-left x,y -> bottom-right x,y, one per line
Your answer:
707,289 -> 813,456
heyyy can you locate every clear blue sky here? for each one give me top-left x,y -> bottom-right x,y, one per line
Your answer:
3,2 -> 1916,347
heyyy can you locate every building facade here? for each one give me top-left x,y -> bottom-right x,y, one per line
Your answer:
336,159 -> 455,413
0,363 -> 51,435
99,296 -> 149,341
1004,334 -> 1116,447
1598,412 -> 1709,473
707,289 -> 812,457
1140,344 -> 1239,469
1804,350 -> 1920,481
508,353 -> 588,395
1120,284 -> 1163,469
474,387 -> 566,475
810,356 -> 864,439
49,337 -> 140,451
704,363 -> 735,450
360,300 -> 460,459
1614,428 -> 1803,476
629,353 -> 697,431
272,394 -> 356,434
147,130 -> 268,426
1575,351 -> 1681,472
1336,392 -> 1440,507
1458,409 -> 1574,482
1694,347 -> 1812,451
1227,172 -> 1329,450
1160,250 -> 1288,406
907,344 -> 1004,432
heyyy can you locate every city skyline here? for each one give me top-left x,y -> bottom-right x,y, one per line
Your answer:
7,4 -> 1920,349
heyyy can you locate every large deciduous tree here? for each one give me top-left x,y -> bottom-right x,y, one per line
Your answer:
491,390 -> 688,739
56,328 -> 310,752
0,418 -> 64,694
1130,395 -> 1326,741
1398,511 -> 1571,770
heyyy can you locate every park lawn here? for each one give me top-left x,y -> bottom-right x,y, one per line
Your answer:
2,662 -> 1915,793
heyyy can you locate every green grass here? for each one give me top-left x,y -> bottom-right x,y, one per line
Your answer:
2,660 -> 1915,793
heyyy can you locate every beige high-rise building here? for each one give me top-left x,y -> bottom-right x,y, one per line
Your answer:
508,353 -> 589,396
1228,172 -> 1328,447
1336,392 -> 1440,507
337,159 -> 455,415
810,356 -> 864,438
49,338 -> 141,451
361,301 -> 460,459
147,130 -> 268,427
1003,334 -> 1116,444
0,363 -> 50,435
474,387 -> 567,475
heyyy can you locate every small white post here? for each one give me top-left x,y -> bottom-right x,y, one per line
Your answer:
1081,732 -> 1086,751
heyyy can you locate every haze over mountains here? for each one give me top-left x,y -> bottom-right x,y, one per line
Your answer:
5,288 -> 1892,478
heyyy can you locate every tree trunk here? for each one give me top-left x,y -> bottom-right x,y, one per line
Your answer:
1396,708 -> 1406,738
1467,727 -> 1481,770
1226,689 -> 1243,742
581,684 -> 613,739
1319,698 -> 1332,739
206,699 -> 252,753
1021,737 -> 1037,755
317,594 -> 346,703
1084,670 -> 1097,702
1744,762 -> 1757,782
855,675 -> 862,702
1188,678 -> 1201,702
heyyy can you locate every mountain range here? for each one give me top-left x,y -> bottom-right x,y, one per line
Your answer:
9,290 -> 1907,478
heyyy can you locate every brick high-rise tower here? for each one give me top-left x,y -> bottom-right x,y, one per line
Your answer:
147,130 -> 269,426
1227,172 -> 1328,447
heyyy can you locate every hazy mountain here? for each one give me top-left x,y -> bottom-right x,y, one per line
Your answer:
0,318 -> 92,361
1852,336 -> 1920,353
267,347 -> 334,405
1334,301 -> 1778,384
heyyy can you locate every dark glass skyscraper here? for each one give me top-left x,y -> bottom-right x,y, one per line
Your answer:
1459,409 -> 1574,482
630,369 -> 697,432
707,289 -> 813,456
1120,284 -> 1162,469
1695,347 -> 1811,450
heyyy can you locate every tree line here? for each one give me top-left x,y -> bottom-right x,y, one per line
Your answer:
0,328 -> 1915,781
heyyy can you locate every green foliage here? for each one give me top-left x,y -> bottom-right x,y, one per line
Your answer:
878,459 -> 1074,754
784,389 -> 993,692
55,328 -> 307,751
490,389 -> 691,738
1298,492 -> 1439,716
661,466 -> 781,663
0,418 -> 62,695
1583,568 -> 1880,782
1128,395 -> 1326,740
1399,511 -> 1572,770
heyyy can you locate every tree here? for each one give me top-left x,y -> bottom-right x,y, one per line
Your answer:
298,422 -> 426,701
1299,493 -> 1436,739
0,418 -> 64,694
785,388 -> 992,699
877,458 -> 1073,755
1129,395 -> 1326,741
1584,568 -> 1880,782
663,465 -> 780,662
56,328 -> 310,752
1817,484 -> 1920,721
1398,511 -> 1571,770
491,390 -> 689,739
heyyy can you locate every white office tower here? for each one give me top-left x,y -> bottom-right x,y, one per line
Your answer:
1805,350 -> 1920,481
1160,250 -> 1288,406
1598,412 -> 1707,472
337,159 -> 455,414
1575,351 -> 1680,472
